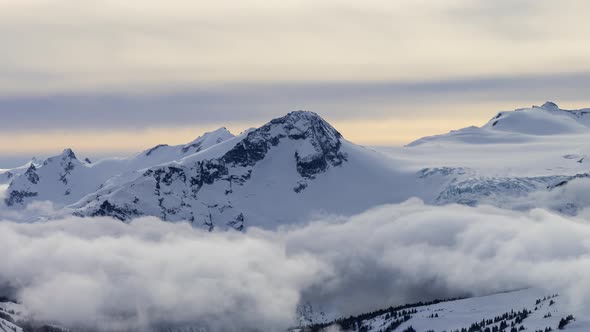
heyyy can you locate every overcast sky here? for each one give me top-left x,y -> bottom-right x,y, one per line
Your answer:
2,0 -> 590,166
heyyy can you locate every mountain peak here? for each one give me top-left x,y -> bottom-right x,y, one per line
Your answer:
270,110 -> 342,141
182,127 -> 235,154
541,101 -> 560,111
42,148 -> 79,166
409,102 -> 590,146
282,110 -> 326,123
187,127 -> 233,145
61,148 -> 78,160
212,126 -> 231,133
219,110 -> 347,181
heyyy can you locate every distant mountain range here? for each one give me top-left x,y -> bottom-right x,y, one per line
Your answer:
3,102 -> 590,228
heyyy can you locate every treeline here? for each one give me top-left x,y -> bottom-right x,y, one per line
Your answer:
445,308 -> 531,332
303,296 -> 463,332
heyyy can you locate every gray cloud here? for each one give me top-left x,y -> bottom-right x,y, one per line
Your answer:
2,1 -> 590,95
2,198 -> 590,331
2,72 -> 590,132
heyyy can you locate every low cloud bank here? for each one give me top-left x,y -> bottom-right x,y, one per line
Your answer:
2,199 -> 590,331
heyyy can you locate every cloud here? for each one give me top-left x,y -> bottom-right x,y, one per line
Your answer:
0,199 -> 59,222
2,0 -> 590,95
0,217 -> 327,331
1,199 -> 590,331
3,73 -> 590,131
3,1 -> 590,159
521,178 -> 590,215
0,184 -> 7,200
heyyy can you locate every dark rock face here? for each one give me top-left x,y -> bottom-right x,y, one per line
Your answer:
146,167 -> 188,189
227,213 -> 245,231
145,144 -> 169,156
547,172 -> 590,190
541,101 -> 560,110
42,148 -> 77,166
233,111 -> 346,184
83,200 -> 142,221
181,141 -> 202,154
5,190 -> 38,206
43,148 -> 78,185
60,159 -> 76,185
189,161 -> 230,192
417,167 -> 467,178
63,148 -> 77,160
223,111 -> 347,181
25,165 -> 39,184
295,150 -> 346,179
5,165 -> 41,206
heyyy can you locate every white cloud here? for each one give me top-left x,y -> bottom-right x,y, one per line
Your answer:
1,199 -> 590,331
0,184 -> 7,200
0,199 -> 59,222
0,216 -> 326,331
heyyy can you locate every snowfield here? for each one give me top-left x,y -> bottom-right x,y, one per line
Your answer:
300,288 -> 588,332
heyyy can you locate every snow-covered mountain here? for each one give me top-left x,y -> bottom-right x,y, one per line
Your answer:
5,103 -> 590,227
298,288 -> 587,332
69,111 -> 412,229
0,159 -> 38,185
408,101 -> 590,146
130,127 -> 235,168
3,128 -> 235,209
376,101 -> 590,214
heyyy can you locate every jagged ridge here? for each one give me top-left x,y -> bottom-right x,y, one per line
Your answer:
72,111 -> 349,229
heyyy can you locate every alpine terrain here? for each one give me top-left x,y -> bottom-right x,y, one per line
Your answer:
3,102 -> 590,227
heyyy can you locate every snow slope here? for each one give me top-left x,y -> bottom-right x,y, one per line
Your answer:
408,101 -> 590,146
0,301 -> 70,332
374,102 -> 590,214
301,288 -> 588,332
3,288 -> 587,332
0,159 -> 38,185
3,128 -> 234,209
0,302 -> 24,332
482,101 -> 590,135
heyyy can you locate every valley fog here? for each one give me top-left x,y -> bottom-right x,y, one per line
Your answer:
1,199 -> 590,331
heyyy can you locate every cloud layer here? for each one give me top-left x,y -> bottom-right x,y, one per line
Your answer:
3,0 -> 590,95
2,199 -> 590,331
